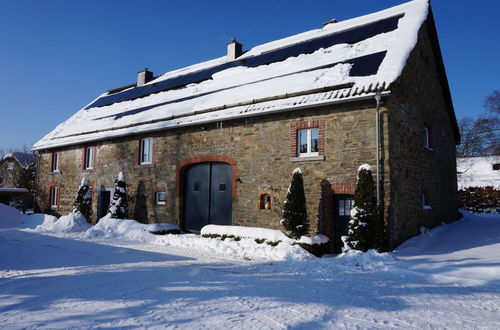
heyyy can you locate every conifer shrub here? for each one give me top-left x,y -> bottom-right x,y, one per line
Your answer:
108,172 -> 128,219
73,178 -> 92,221
346,165 -> 385,252
281,168 -> 309,239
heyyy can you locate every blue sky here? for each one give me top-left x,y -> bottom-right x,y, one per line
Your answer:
0,0 -> 498,150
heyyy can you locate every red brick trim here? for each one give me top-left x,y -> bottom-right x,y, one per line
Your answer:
258,191 -> 273,210
176,155 -> 238,198
48,182 -> 61,210
50,151 -> 61,172
89,181 -> 95,206
290,120 -> 326,157
331,180 -> 355,195
318,179 -> 355,247
81,145 -> 97,170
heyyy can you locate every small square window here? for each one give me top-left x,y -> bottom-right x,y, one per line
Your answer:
219,183 -> 226,192
297,128 -> 319,157
140,138 -> 153,164
493,163 -> 500,171
156,191 -> 166,205
259,193 -> 272,210
193,182 -> 201,192
6,162 -> 14,170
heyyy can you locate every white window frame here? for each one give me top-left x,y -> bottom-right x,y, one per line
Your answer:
140,138 -> 153,165
84,146 -> 94,169
52,152 -> 60,172
297,128 -> 319,157
155,191 -> 166,205
50,186 -> 59,210
424,126 -> 433,151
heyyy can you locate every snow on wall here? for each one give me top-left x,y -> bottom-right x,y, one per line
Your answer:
33,0 -> 429,150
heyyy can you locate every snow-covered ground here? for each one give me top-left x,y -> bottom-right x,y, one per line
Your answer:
1,206 -> 499,329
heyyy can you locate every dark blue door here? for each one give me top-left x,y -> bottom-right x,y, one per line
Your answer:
333,194 -> 354,253
184,162 -> 232,231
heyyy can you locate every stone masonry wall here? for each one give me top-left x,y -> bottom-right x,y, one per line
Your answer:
37,100 -> 383,239
385,17 -> 459,249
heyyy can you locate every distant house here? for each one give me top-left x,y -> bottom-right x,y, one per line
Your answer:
0,152 -> 37,207
33,0 -> 459,251
457,156 -> 500,189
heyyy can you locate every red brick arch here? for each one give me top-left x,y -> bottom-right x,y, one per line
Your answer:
176,155 -> 238,198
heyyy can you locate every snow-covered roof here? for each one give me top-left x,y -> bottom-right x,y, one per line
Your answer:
457,156 -> 500,189
2,152 -> 36,168
33,0 -> 430,151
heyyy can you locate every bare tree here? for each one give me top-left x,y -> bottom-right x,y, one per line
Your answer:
457,90 -> 500,158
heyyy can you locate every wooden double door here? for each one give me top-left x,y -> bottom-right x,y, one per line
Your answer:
184,162 -> 232,232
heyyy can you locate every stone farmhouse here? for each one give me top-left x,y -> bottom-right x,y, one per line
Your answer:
33,0 -> 459,251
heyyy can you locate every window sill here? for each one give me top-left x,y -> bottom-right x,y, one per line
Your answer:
424,146 -> 434,152
135,164 -> 155,169
49,171 -> 62,175
290,155 -> 325,162
81,169 -> 95,173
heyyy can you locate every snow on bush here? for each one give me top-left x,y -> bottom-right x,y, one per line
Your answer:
108,172 -> 128,218
201,224 -> 330,257
87,215 -> 180,242
73,178 -> 92,220
37,211 -> 92,233
201,224 -> 293,244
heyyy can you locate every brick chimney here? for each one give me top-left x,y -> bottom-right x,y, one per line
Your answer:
137,68 -> 153,86
227,39 -> 243,61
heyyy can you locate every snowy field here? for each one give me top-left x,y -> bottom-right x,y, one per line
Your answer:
1,206 -> 499,329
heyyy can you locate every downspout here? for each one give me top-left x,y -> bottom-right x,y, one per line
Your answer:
375,93 -> 382,208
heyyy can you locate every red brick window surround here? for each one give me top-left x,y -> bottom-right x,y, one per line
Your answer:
50,151 -> 61,173
82,146 -> 96,170
290,120 -> 326,157
48,183 -> 61,210
138,137 -> 154,165
258,191 -> 272,210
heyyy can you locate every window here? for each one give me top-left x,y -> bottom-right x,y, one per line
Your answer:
155,191 -> 166,205
51,152 -> 61,172
493,163 -> 500,171
259,193 -> 272,210
297,128 -> 319,156
338,198 -> 353,216
140,138 -> 153,164
424,125 -> 433,150
84,146 -> 95,169
5,162 -> 14,170
422,192 -> 431,210
50,186 -> 59,210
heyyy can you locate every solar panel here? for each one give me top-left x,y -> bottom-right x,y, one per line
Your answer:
85,14 -> 403,109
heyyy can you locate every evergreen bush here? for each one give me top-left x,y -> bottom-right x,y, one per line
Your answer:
73,178 -> 92,220
281,168 -> 309,238
108,172 -> 128,219
346,165 -> 385,252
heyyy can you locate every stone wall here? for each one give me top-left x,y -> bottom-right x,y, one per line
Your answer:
37,100 -> 382,239
385,17 -> 459,249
